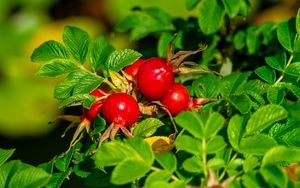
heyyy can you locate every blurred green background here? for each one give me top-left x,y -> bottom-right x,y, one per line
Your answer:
0,0 -> 299,185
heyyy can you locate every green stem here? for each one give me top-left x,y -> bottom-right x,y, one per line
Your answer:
218,152 -> 238,181
274,53 -> 294,85
202,137 -> 208,180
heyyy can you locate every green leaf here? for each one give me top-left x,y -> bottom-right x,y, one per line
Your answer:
234,30 -> 246,50
265,52 -> 286,71
193,74 -> 220,98
157,32 -> 173,58
228,94 -> 252,114
186,0 -> 201,10
54,148 -> 74,172
46,169 -> 72,188
58,94 -> 96,109
285,62 -> 300,77
0,148 -> 15,166
246,104 -> 288,134
262,146 -> 300,165
133,118 -> 164,137
155,152 -> 177,173
90,36 -> 114,72
255,66 -> 276,84
106,49 -> 142,72
204,112 -> 225,138
207,158 -> 225,170
239,134 -> 277,155
144,7 -> 172,26
94,141 -> 137,167
222,0 -> 242,18
198,0 -> 225,35
243,156 -> 259,172
227,115 -> 245,150
63,26 -> 90,64
260,164 -> 288,188
182,156 -> 203,173
282,126 -> 300,147
72,73 -> 104,95
206,136 -> 227,154
174,134 -> 202,155
174,111 -> 204,138
267,86 -> 286,104
0,160 -> 51,188
111,159 -> 150,185
36,60 -> 78,77
54,70 -> 90,99
246,26 -> 261,55
280,82 -> 300,99
145,170 -> 171,188
125,138 -> 154,166
220,72 -> 252,95
277,18 -> 298,53
241,172 -> 262,188
296,8 -> 300,34
31,40 -> 70,62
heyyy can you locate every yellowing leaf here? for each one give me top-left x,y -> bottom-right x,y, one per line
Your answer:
144,134 -> 176,153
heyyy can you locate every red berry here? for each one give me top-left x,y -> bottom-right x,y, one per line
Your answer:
160,83 -> 191,115
137,57 -> 174,100
124,59 -> 146,80
101,93 -> 140,127
82,89 -> 107,122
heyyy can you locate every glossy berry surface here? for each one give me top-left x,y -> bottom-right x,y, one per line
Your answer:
124,59 -> 146,80
137,57 -> 174,100
160,83 -> 191,115
82,89 -> 107,121
101,93 -> 140,127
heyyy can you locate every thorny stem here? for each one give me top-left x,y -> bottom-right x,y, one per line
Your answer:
219,152 -> 238,181
274,53 -> 294,85
150,166 -> 179,181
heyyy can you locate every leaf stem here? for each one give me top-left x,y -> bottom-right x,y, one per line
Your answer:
274,53 -> 294,85
202,137 -> 208,180
150,166 -> 180,181
218,152 -> 238,181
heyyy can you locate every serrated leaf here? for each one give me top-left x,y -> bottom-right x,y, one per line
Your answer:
144,170 -> 171,188
234,30 -> 246,50
125,138 -> 154,166
73,73 -> 104,95
228,115 -> 245,150
133,118 -> 164,137
260,164 -> 288,188
255,66 -> 276,84
59,94 -> 96,109
0,160 -> 51,188
174,111 -> 204,138
267,86 -> 286,104
106,49 -> 141,72
45,169 -> 72,188
36,60 -> 78,77
198,0 -> 225,35
54,148 -> 74,172
262,146 -> 300,165
155,152 -> 177,173
186,0 -> 201,10
222,0 -> 242,18
246,104 -> 288,134
0,148 -> 15,166
265,52 -> 286,71
90,36 -> 114,72
182,156 -> 203,173
277,18 -> 298,53
206,136 -> 227,154
285,62 -> 300,77
280,82 -> 300,99
282,126 -> 300,147
239,134 -> 277,155
174,134 -> 202,155
111,159 -> 150,185
220,72 -> 252,95
63,26 -> 90,64
246,26 -> 261,54
228,94 -> 252,114
204,112 -> 225,138
193,74 -> 221,98
31,40 -> 70,63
